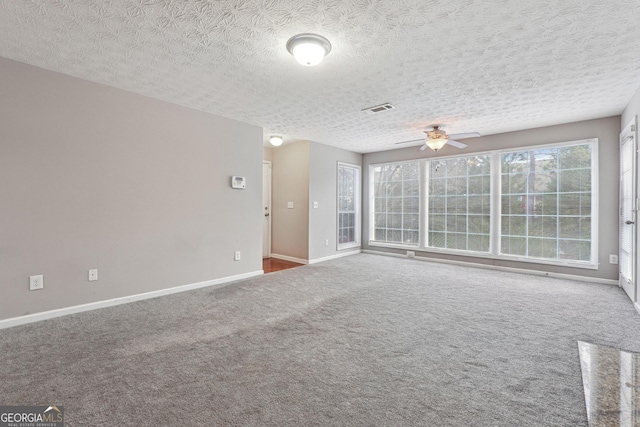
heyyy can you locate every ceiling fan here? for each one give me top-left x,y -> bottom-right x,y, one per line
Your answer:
395,126 -> 481,152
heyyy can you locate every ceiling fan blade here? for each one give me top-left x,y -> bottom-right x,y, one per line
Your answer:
447,140 -> 468,149
418,144 -> 428,151
447,132 -> 480,140
394,138 -> 424,145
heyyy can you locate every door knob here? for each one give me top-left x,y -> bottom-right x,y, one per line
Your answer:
625,220 -> 635,225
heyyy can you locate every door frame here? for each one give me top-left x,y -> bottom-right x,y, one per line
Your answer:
620,117 -> 638,302
263,160 -> 272,259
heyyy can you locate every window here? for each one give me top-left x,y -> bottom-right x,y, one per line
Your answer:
371,162 -> 420,245
369,138 -> 597,267
337,162 -> 361,249
428,155 -> 491,252
500,142 -> 593,262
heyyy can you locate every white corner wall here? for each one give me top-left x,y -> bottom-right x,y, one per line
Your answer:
0,57 -> 263,321
622,85 -> 640,129
263,146 -> 274,162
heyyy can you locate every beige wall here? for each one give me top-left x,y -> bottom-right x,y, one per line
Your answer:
271,141 -> 310,260
0,58 -> 263,320
363,116 -> 620,281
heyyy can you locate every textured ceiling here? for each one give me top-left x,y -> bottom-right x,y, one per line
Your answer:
1,0 -> 639,153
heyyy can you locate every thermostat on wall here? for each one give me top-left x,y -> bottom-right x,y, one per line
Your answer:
231,176 -> 246,189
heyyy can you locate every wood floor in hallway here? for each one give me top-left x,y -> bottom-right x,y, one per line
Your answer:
263,257 -> 304,273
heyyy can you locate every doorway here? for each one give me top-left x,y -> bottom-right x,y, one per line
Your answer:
263,161 -> 271,258
620,117 -> 637,302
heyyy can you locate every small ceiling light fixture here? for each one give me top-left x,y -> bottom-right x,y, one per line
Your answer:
286,33 -> 332,66
426,138 -> 448,152
269,135 -> 284,146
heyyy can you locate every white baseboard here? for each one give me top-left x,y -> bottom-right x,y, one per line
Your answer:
308,249 -> 361,264
0,270 -> 263,330
271,250 -> 362,265
270,254 -> 309,265
362,249 -> 618,286
635,301 -> 640,316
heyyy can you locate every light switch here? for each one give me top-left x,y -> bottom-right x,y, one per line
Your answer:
287,201 -> 294,209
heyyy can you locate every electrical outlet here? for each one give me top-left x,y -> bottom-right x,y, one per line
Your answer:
234,251 -> 241,261
313,201 -> 319,209
287,201 -> 294,209
609,254 -> 619,264
88,269 -> 98,281
29,275 -> 43,291
407,251 -> 416,258
324,239 -> 329,246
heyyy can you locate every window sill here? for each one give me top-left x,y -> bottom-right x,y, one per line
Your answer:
367,241 -> 598,270
338,242 -> 361,251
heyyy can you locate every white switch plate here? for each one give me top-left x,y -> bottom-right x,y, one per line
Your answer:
234,251 -> 241,261
89,269 -> 98,281
609,254 -> 619,264
29,275 -> 43,291
287,201 -> 294,209
324,239 -> 329,246
313,201 -> 319,209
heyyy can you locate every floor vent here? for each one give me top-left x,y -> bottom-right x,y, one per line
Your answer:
362,103 -> 394,114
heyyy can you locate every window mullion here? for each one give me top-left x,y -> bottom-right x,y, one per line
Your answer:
421,160 -> 428,248
466,164 -> 470,251
490,151 -> 501,256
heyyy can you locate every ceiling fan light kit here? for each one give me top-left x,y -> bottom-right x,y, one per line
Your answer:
394,125 -> 481,152
286,33 -> 332,66
426,138 -> 449,151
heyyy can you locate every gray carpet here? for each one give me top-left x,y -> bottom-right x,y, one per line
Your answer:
1,253 -> 639,426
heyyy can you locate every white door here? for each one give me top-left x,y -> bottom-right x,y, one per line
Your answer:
263,161 -> 272,258
620,118 -> 637,300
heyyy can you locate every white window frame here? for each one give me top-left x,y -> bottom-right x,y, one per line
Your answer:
496,139 -> 598,268
337,162 -> 361,250
425,153 -> 492,253
368,138 -> 599,269
368,161 -> 421,247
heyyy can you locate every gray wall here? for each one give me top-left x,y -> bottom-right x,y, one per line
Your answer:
271,141 -> 310,260
270,141 -> 362,262
309,142 -> 362,260
363,116 -> 620,281
0,57 -> 263,320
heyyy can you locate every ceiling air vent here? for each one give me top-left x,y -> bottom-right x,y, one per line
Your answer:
362,103 -> 394,114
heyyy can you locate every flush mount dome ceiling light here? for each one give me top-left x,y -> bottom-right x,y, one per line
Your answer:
269,135 -> 283,146
286,33 -> 332,66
